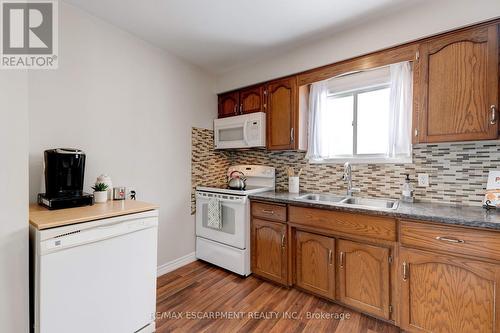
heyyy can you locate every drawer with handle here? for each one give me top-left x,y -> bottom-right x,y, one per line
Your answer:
251,202 -> 287,222
400,220 -> 500,261
289,206 -> 396,241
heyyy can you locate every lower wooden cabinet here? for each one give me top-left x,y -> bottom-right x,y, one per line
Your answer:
337,239 -> 391,320
250,200 -> 500,332
251,218 -> 288,285
400,247 -> 500,333
294,231 -> 335,299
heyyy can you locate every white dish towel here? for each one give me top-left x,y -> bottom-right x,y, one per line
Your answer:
207,197 -> 222,230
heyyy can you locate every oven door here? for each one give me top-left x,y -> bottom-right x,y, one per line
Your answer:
195,191 -> 248,249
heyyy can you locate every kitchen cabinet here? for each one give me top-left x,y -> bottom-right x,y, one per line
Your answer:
266,76 -> 299,150
240,85 -> 265,115
337,239 -> 391,319
288,206 -> 397,242
217,77 -> 300,149
218,91 -> 239,118
251,218 -> 288,286
250,196 -> 500,331
400,219 -> 500,262
294,230 -> 335,299
218,20 -> 500,146
251,201 -> 287,222
218,85 -> 265,118
417,24 -> 499,142
400,247 -> 500,333
217,77 -> 307,150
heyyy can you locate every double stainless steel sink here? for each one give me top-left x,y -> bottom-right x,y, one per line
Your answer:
295,193 -> 399,210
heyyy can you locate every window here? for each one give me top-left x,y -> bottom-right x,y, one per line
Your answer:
325,86 -> 390,157
307,62 -> 413,164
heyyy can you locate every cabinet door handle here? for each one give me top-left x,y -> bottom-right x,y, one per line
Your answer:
490,105 -> 497,125
436,236 -> 465,244
290,128 -> 295,144
233,105 -> 238,115
402,261 -> 408,281
262,209 -> 274,214
239,104 -> 243,115
281,234 -> 285,249
339,251 -> 344,268
328,249 -> 332,265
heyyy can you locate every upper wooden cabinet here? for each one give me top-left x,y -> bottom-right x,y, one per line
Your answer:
266,76 -> 299,150
400,247 -> 500,333
240,85 -> 265,115
251,218 -> 288,286
218,91 -> 239,118
416,25 -> 499,142
218,85 -> 265,118
294,231 -> 335,299
219,21 -> 500,147
337,239 -> 391,320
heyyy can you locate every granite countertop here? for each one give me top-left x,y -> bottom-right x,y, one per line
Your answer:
249,191 -> 500,231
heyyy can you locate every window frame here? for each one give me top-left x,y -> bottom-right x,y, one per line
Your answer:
312,83 -> 412,165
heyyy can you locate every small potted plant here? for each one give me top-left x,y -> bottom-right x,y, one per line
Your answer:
92,183 -> 109,203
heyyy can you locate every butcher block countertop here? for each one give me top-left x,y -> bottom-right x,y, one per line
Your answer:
29,200 -> 158,230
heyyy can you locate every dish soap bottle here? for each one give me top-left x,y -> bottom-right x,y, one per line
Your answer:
401,174 -> 414,203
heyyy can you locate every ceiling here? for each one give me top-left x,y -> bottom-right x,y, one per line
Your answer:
64,0 -> 425,75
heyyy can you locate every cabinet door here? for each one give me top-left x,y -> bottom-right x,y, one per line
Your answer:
294,231 -> 335,299
240,85 -> 265,115
337,239 -> 391,319
266,76 -> 298,150
218,91 -> 239,118
417,25 -> 499,142
251,219 -> 288,285
400,247 -> 500,333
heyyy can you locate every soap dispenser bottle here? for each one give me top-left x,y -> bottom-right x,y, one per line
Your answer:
402,174 -> 414,203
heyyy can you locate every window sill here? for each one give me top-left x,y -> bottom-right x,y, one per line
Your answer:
309,156 -> 412,165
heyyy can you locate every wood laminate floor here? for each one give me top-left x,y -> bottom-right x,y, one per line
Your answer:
155,260 -> 400,333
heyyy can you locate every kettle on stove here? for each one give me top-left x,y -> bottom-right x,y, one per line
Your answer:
228,170 -> 247,190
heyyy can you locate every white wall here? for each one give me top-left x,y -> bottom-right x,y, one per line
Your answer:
0,71 -> 29,332
28,3 -> 216,267
216,0 -> 500,92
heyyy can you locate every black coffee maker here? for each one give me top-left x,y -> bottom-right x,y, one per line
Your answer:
38,148 -> 94,210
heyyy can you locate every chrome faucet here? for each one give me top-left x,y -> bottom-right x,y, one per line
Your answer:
342,162 -> 360,197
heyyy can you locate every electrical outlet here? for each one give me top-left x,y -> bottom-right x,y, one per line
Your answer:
417,173 -> 429,187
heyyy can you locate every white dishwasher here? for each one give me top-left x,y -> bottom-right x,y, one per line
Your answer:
30,210 -> 158,333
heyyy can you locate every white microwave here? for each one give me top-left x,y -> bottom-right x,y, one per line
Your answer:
214,112 -> 266,149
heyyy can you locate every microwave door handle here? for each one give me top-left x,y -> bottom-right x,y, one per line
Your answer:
242,120 -> 249,145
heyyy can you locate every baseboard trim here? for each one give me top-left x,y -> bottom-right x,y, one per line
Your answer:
157,252 -> 197,277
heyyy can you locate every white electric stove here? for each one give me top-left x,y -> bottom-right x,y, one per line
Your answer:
195,165 -> 275,276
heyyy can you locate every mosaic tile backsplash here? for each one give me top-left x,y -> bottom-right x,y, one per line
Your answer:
191,127 -> 232,213
192,127 -> 500,212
